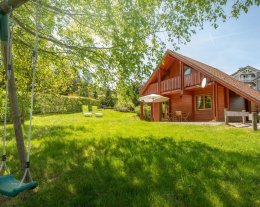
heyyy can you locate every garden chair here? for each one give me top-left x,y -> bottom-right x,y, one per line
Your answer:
175,111 -> 182,122
82,105 -> 93,117
161,112 -> 170,122
182,112 -> 190,121
170,112 -> 179,122
92,105 -> 103,117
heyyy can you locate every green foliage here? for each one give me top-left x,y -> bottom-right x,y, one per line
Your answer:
33,94 -> 99,114
0,0 -> 256,119
134,105 -> 151,121
93,91 -> 98,99
1,110 -> 260,206
8,0 -> 258,95
115,96 -> 135,112
100,89 -> 116,108
0,90 -> 32,123
115,82 -> 142,112
0,90 -> 12,122
88,104 -> 92,112
0,91 -> 100,122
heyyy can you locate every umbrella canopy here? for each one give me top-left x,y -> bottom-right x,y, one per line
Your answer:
139,94 -> 169,103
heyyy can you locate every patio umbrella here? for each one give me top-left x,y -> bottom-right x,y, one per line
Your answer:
139,94 -> 169,103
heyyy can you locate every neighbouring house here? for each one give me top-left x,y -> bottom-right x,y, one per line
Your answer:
232,66 -> 260,91
140,50 -> 260,122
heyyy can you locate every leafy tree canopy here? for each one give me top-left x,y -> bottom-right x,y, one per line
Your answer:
6,0 -> 260,91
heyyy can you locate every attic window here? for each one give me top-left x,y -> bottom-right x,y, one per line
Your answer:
184,67 -> 191,75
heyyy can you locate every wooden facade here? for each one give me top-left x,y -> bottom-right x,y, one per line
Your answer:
140,51 -> 260,122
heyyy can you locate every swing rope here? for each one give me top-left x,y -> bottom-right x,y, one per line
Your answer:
20,0 -> 40,185
0,2 -> 38,197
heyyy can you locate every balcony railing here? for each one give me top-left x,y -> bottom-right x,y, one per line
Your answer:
145,82 -> 158,95
240,78 -> 255,82
184,73 -> 201,87
161,76 -> 180,92
145,73 -> 209,95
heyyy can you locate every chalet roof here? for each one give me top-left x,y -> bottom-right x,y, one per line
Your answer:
231,66 -> 260,76
141,50 -> 260,104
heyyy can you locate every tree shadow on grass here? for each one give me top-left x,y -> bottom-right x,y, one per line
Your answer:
1,126 -> 259,207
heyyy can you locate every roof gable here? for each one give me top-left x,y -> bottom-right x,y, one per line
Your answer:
232,66 -> 260,76
141,50 -> 260,104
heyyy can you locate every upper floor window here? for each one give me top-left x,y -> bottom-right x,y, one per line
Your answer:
240,74 -> 256,80
184,67 -> 191,75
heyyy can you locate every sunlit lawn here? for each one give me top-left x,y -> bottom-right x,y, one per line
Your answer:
1,110 -> 260,207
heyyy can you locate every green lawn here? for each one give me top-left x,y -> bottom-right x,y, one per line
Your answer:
1,110 -> 260,207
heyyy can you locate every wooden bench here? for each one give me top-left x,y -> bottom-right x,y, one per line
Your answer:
224,108 -> 258,131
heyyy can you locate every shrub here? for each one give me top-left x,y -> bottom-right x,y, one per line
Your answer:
34,94 -> 100,114
114,105 -> 132,112
0,91 -> 100,122
134,106 -> 140,116
114,100 -> 135,112
144,105 -> 151,121
134,105 -> 151,121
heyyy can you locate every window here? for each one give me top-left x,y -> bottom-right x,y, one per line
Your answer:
197,96 -> 204,110
205,95 -> 212,109
196,95 -> 212,110
184,67 -> 191,75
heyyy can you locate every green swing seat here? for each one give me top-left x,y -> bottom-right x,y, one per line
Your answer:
0,175 -> 37,197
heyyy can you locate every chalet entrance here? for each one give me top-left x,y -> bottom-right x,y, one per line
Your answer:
139,94 -> 169,121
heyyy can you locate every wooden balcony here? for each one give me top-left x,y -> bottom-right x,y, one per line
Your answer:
184,73 -> 201,87
145,74 -> 207,95
161,76 -> 180,92
145,82 -> 159,95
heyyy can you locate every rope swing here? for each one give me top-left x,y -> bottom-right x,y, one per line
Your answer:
20,0 -> 40,185
0,0 -> 40,197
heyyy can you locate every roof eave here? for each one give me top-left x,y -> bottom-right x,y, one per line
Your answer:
140,51 -> 170,95
168,51 -> 260,105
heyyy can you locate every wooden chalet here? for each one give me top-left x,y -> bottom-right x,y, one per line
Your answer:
140,50 -> 260,122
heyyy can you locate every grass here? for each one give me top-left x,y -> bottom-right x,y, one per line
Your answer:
0,110 -> 260,207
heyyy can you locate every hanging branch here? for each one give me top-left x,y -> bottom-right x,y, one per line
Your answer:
0,0 -> 30,14
13,16 -> 116,51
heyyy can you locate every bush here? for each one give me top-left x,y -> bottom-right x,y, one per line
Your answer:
134,105 -> 151,121
0,91 -> 100,122
134,106 -> 141,116
34,94 -> 100,114
114,100 -> 135,112
114,105 -> 132,112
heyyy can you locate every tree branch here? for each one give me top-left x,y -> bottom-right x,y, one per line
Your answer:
14,37 -> 68,55
0,0 -> 30,14
13,16 -> 115,51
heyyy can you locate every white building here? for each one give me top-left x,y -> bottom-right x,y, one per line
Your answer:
232,66 -> 260,91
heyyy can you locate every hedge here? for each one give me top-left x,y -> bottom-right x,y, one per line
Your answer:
0,91 -> 100,122
34,94 -> 99,114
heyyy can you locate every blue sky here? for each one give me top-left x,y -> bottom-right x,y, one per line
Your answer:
167,6 -> 260,75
